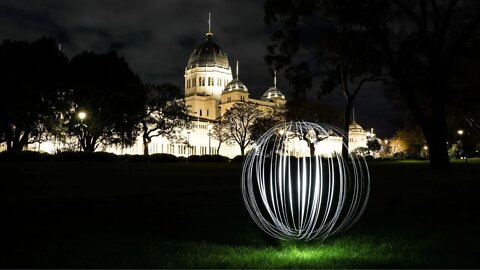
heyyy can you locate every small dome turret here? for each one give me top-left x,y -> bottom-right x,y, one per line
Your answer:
349,121 -> 365,133
223,61 -> 248,93
262,70 -> 286,101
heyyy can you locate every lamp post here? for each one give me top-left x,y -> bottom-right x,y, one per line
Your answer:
187,131 -> 190,158
78,111 -> 87,151
207,123 -> 212,155
457,129 -> 467,163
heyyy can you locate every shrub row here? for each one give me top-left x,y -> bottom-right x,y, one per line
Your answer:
0,151 -> 242,163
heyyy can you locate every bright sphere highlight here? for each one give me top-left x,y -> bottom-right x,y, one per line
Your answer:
242,122 -> 370,241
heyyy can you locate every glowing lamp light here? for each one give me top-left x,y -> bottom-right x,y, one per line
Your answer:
78,111 -> 87,121
242,122 -> 370,241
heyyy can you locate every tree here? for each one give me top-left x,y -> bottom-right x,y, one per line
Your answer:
250,106 -> 286,142
0,36 -> 68,151
140,83 -> 188,155
390,126 -> 427,158
210,119 -> 231,154
222,103 -> 263,156
264,0 -> 385,158
367,138 -> 382,155
372,0 -> 480,168
66,51 -> 145,152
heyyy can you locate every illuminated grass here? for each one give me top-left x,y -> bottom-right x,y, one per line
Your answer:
0,161 -> 479,268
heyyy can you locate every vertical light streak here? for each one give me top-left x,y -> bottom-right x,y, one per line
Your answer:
241,121 -> 370,241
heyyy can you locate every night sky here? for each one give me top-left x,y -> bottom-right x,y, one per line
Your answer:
0,0 -> 400,137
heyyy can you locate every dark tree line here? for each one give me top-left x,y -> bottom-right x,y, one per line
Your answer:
265,0 -> 480,168
0,36 -> 186,153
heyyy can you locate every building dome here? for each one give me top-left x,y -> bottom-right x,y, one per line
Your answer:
349,121 -> 365,133
186,35 -> 230,70
262,86 -> 286,101
223,78 -> 248,93
261,70 -> 286,101
223,61 -> 248,93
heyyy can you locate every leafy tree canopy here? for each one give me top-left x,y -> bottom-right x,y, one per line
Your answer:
66,51 -> 145,152
0,36 -> 68,151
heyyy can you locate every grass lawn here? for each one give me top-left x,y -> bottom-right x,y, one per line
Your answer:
0,159 -> 479,268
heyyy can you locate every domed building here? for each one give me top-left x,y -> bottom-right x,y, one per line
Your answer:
184,24 -> 286,121
348,115 -> 376,152
184,28 -> 233,120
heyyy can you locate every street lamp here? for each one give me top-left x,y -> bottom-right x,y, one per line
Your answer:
457,129 -> 464,135
207,123 -> 212,155
77,111 -> 87,151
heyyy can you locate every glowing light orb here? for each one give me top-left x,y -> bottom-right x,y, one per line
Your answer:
242,122 -> 370,241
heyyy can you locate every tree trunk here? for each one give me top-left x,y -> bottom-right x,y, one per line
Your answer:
143,137 -> 150,156
342,100 -> 353,159
84,136 -> 95,152
216,142 -> 222,155
11,129 -> 29,151
240,145 -> 245,156
142,121 -> 150,156
308,142 -> 315,158
423,100 -> 450,169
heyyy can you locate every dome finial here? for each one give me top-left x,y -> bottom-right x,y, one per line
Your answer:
206,13 -> 213,39
352,107 -> 356,123
236,60 -> 239,79
274,69 -> 277,88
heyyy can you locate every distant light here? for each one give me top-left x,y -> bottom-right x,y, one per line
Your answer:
423,145 -> 428,150
457,129 -> 464,135
241,121 -> 370,241
78,111 -> 87,120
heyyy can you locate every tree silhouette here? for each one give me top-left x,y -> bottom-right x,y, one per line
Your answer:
210,119 -> 231,154
265,0 -> 480,168
0,36 -> 68,151
140,82 -> 188,156
222,103 -> 263,156
375,0 -> 480,168
264,0 -> 385,158
66,51 -> 145,152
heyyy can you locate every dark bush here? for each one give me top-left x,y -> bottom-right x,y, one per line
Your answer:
90,152 -> 118,162
149,153 -> 179,163
56,151 -> 85,162
177,156 -> 187,163
127,155 -> 150,163
117,155 -> 131,162
364,155 -> 374,161
187,155 -> 229,163
231,155 -> 245,163
55,151 -> 118,162
0,151 -> 52,162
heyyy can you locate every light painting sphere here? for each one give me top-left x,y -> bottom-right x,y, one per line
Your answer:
241,122 -> 370,241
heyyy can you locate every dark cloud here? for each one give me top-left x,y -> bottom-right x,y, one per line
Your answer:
0,0 -> 399,137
